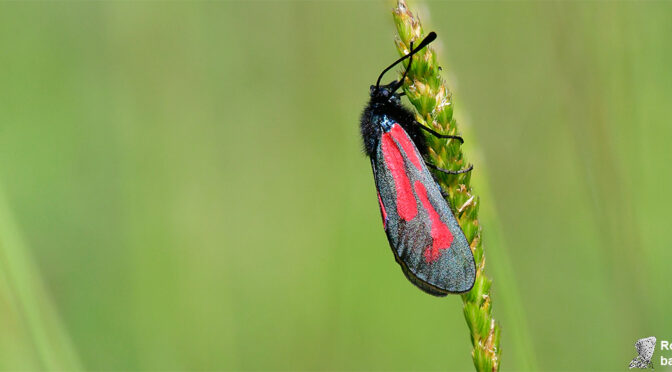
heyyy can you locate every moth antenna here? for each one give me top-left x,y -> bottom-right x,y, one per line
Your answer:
375,31 -> 437,89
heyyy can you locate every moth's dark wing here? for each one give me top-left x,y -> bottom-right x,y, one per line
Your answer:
372,123 -> 475,295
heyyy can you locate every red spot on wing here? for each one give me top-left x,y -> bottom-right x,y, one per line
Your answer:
381,129 -> 418,221
377,192 -> 388,228
413,180 -> 454,263
389,124 -> 422,170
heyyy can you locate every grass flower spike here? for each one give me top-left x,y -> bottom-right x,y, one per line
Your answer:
392,1 -> 501,370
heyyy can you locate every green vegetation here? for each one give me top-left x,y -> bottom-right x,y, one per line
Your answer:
0,1 -> 670,370
392,1 -> 500,370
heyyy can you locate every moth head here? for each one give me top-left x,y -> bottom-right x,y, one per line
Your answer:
369,83 -> 402,104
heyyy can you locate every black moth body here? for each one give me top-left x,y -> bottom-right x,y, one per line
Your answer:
360,32 -> 476,296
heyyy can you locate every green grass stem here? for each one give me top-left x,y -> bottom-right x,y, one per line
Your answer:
392,1 -> 501,370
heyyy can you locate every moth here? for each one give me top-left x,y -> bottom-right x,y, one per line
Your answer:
360,32 -> 476,296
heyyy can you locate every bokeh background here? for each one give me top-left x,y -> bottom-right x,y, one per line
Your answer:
1,1 -> 671,370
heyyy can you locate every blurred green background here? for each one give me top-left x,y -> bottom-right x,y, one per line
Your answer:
1,1 -> 671,370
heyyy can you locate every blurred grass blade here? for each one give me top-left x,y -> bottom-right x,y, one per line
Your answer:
473,170 -> 538,370
0,184 -> 81,370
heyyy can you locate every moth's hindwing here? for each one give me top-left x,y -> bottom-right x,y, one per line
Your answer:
372,122 -> 476,295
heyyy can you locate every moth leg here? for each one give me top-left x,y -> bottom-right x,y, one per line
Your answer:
425,159 -> 474,175
414,122 -> 464,143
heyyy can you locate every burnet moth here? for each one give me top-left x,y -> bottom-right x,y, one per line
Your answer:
360,32 -> 476,296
